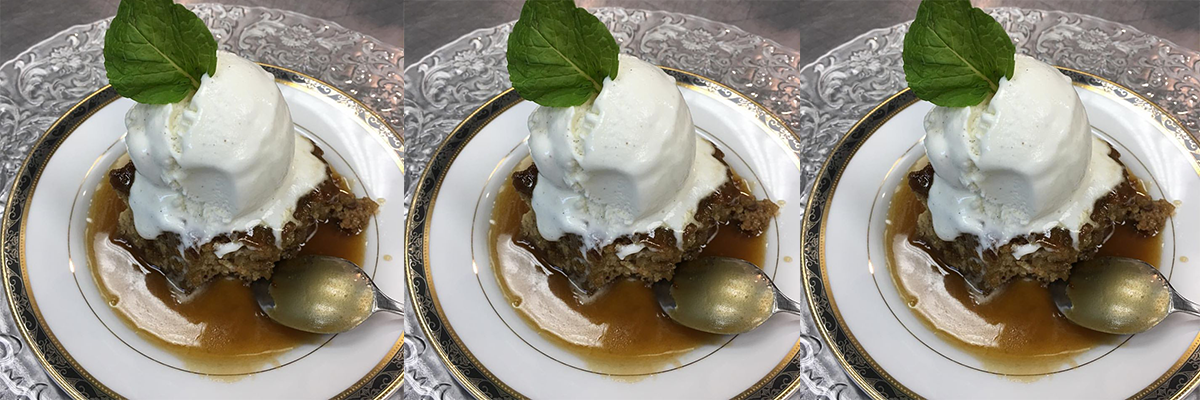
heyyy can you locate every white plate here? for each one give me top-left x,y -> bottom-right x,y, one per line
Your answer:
2,66 -> 405,399
803,68 -> 1200,399
406,69 -> 811,399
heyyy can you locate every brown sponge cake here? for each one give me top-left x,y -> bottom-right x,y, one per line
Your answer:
512,147 -> 778,292
107,146 -> 378,292
906,147 -> 1173,293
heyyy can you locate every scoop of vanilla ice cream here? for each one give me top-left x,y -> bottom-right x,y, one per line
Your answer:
923,54 -> 1122,248
528,54 -> 727,251
124,51 -> 326,251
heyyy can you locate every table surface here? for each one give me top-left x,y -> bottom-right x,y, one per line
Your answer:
0,0 -> 405,62
8,1 -> 1193,65
406,0 -> 1199,65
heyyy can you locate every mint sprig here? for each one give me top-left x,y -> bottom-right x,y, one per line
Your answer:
506,0 -> 620,107
103,0 -> 217,104
902,0 -> 1015,107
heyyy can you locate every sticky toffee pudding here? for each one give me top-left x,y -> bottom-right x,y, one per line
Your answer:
490,158 -> 774,372
86,155 -> 375,373
886,158 -> 1171,373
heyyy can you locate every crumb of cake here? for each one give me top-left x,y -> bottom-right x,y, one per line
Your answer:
907,148 -> 1174,293
108,148 -> 378,292
512,148 -> 778,292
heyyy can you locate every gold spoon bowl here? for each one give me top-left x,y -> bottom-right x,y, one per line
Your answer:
253,255 -> 402,334
1050,256 -> 1199,335
653,256 -> 805,335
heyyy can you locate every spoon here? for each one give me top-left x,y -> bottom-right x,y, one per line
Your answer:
653,256 -> 805,335
1050,256 -> 1200,335
252,255 -> 402,334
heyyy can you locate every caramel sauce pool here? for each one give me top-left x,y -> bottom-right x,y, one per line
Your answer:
490,163 -> 768,374
86,161 -> 366,374
886,166 -> 1163,374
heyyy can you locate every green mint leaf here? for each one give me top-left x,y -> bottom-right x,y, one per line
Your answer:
506,0 -> 620,107
103,0 -> 218,104
902,0 -> 1016,107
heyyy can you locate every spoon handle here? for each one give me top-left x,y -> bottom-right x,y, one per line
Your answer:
1171,292 -> 1200,318
374,290 -> 405,316
774,291 -> 807,317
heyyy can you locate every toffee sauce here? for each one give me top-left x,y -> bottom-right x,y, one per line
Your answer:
886,164 -> 1163,374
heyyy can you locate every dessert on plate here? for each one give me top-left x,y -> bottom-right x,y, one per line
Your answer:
487,0 -> 778,369
511,53 -> 777,293
907,54 -> 1173,293
110,50 -> 377,292
85,0 -> 377,369
884,0 -> 1175,368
